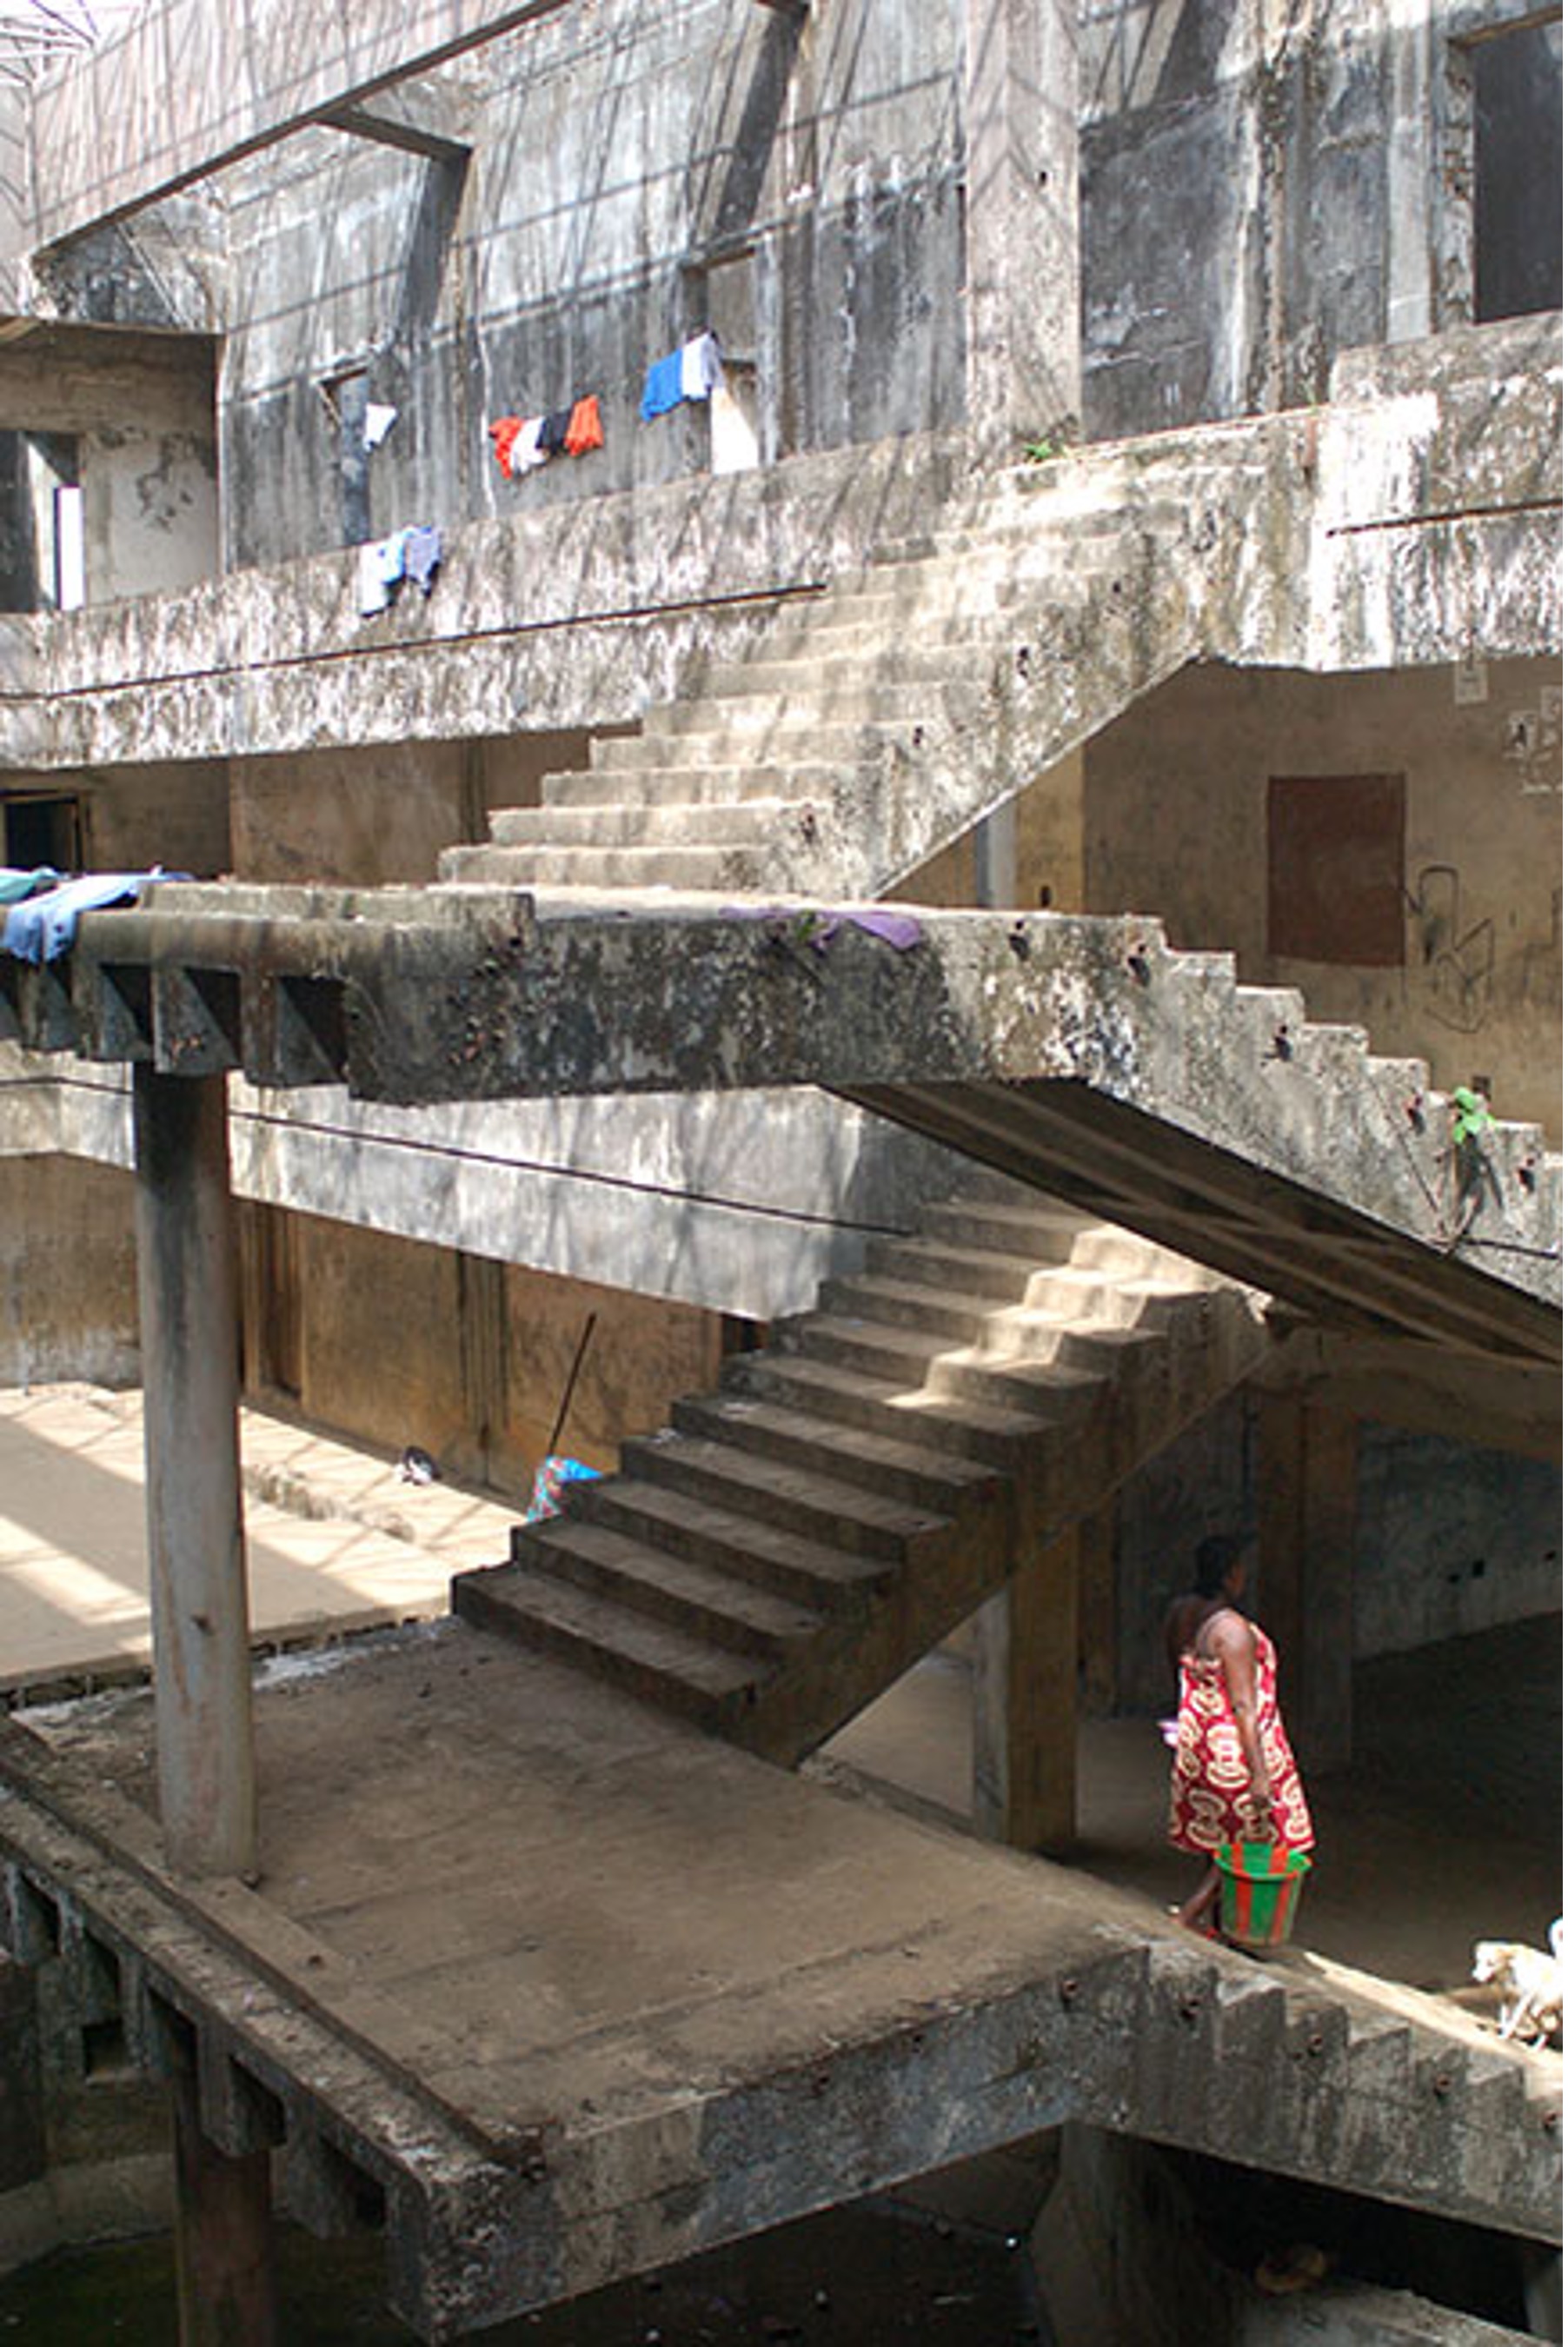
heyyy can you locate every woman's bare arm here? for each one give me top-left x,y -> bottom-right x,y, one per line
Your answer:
1212,1612 -> 1272,1820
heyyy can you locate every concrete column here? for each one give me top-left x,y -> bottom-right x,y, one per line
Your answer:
964,0 -> 1080,458
132,1068 -> 257,1880
1075,1503 -> 1117,1717
973,798 -> 1018,909
973,1525 -> 1080,1853
1256,1393 -> 1359,1776
172,2065 -> 278,2347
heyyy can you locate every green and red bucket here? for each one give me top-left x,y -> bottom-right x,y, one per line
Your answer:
1217,1838 -> 1312,1951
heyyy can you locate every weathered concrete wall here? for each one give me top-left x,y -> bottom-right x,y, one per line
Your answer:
213,2 -> 963,568
1354,1426 -> 1563,1658
233,741 -> 471,887
225,1205 -> 725,1497
0,1156 -> 138,1388
23,1054 -> 962,1322
1114,1398 -> 1562,1716
0,326 -> 217,608
1080,1 -> 1563,438
1084,656 -> 1563,1141
229,729 -> 595,885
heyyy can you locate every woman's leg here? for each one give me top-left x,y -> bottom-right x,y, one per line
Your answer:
1174,1863 -> 1220,1931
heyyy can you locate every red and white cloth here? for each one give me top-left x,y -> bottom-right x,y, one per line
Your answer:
1168,1624 -> 1314,1856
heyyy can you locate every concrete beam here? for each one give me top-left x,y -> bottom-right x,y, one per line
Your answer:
132,1068 -> 256,1881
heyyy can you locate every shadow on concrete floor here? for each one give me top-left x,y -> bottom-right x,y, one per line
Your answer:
820,1616 -> 1564,2000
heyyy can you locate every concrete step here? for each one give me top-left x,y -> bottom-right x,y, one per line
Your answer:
792,1312 -> 1106,1413
621,1428 -> 948,1559
575,1475 -> 894,1609
916,1199 -> 1096,1260
817,1273 -> 1027,1346
547,760 -> 844,807
861,1234 -> 1068,1300
592,721 -> 887,771
486,799 -> 806,849
437,842 -> 766,889
513,1515 -> 823,1658
695,648 -> 1002,700
643,681 -> 990,736
673,1392 -> 999,1515
451,1559 -> 761,1717
724,1350 -> 1058,1467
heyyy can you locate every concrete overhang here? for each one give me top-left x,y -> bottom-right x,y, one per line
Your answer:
22,0 -> 801,259
6,884 -> 1561,1365
0,1626 -> 1558,2339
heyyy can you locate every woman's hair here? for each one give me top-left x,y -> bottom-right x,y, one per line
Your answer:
1193,1533 -> 1246,1598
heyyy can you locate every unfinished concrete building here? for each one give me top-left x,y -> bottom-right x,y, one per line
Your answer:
0,0 -> 1560,2339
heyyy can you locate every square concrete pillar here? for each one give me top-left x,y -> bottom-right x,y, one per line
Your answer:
133,1069 -> 257,1882
1256,1393 -> 1359,1776
973,1525 -> 1080,1853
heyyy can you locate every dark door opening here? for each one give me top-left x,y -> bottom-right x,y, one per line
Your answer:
3,792 -> 84,871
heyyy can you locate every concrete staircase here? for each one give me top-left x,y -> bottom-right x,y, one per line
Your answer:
438,454 -> 1213,902
453,1197 -> 1270,1761
1065,1931 -> 1564,2253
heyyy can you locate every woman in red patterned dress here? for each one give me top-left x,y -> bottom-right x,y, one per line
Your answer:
1164,1533 -> 1314,1936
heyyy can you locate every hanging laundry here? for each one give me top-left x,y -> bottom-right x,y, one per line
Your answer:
563,395 -> 603,456
641,332 -> 724,422
3,869 -> 186,964
358,540 -> 391,616
404,525 -> 442,595
488,416 -> 524,477
510,416 -> 547,474
376,527 -> 415,588
537,406 -> 573,456
679,330 -> 724,402
363,402 -> 398,450
640,346 -> 684,422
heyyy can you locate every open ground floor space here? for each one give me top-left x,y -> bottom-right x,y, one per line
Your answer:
0,1402 -> 1558,2344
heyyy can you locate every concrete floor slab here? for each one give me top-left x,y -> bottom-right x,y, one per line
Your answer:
0,1619 -> 1557,2337
0,1386 -> 519,1693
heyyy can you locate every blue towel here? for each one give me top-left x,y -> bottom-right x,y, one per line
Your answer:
3,869 -> 183,963
639,348 -> 684,422
0,866 -> 59,905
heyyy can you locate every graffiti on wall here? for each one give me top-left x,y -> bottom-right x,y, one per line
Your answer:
1409,864 -> 1495,1033
1507,682 -> 1562,795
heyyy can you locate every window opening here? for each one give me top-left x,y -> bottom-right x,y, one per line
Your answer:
319,366 -> 371,546
1472,17 -> 1563,322
0,429 -> 82,612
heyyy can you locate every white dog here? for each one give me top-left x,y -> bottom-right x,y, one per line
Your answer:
1472,1922 -> 1565,2046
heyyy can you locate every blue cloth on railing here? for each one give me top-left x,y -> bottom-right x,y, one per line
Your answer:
3,868 -> 184,963
0,867 -> 59,905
